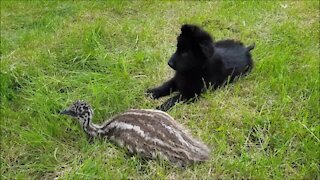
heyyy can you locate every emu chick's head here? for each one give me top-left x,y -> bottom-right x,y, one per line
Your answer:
60,100 -> 93,125
168,24 -> 214,72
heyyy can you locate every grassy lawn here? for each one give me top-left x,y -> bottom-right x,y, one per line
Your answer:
1,1 -> 319,179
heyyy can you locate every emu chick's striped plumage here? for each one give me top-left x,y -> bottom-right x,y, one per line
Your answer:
60,100 -> 210,166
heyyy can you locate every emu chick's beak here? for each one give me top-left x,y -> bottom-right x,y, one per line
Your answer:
59,109 -> 73,116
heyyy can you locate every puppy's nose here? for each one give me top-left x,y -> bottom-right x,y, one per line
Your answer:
168,61 -> 175,69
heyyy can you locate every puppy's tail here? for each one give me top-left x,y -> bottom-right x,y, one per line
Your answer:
246,43 -> 255,51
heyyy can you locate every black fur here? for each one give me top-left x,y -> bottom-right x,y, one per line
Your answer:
147,24 -> 255,111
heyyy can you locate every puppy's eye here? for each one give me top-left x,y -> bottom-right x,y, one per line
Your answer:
181,52 -> 188,57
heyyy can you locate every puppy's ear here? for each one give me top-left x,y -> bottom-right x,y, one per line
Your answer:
181,24 -> 197,35
200,41 -> 214,59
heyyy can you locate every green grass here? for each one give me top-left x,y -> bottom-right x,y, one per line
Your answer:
1,1 -> 319,179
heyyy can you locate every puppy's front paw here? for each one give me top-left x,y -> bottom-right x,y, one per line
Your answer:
146,88 -> 161,99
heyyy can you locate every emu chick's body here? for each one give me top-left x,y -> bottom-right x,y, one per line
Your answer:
60,101 -> 210,166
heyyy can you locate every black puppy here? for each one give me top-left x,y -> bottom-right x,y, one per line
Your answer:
147,24 -> 255,111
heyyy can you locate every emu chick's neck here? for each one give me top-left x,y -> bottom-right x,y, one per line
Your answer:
78,115 -> 102,138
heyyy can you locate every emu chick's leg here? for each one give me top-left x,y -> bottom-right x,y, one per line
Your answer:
146,78 -> 176,99
156,94 -> 182,111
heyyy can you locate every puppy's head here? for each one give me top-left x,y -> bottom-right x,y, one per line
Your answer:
168,24 -> 214,72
